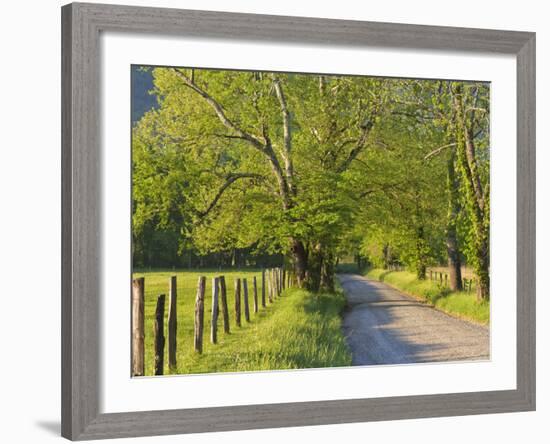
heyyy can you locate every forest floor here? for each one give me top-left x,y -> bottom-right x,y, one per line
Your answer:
133,269 -> 351,376
338,274 -> 490,366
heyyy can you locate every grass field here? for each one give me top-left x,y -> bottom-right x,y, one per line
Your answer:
364,268 -> 490,325
132,269 -> 352,376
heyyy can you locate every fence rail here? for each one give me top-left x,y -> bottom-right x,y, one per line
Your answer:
131,267 -> 291,376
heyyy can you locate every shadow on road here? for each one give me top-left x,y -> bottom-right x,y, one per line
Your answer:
337,274 -> 489,366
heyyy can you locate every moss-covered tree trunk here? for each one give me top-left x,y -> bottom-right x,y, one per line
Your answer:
446,150 -> 463,291
305,243 -> 323,292
320,250 -> 336,293
452,83 -> 490,300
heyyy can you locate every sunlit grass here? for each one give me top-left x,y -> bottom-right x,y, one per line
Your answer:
133,269 -> 352,376
365,268 -> 489,325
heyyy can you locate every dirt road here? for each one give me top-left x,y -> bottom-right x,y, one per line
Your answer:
338,274 -> 490,365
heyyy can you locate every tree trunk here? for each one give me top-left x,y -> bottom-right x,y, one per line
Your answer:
290,238 -> 308,287
415,226 -> 427,280
474,236 -> 490,301
320,250 -> 335,292
446,232 -> 463,291
306,244 -> 323,292
452,83 -> 490,300
446,151 -> 463,291
382,244 -> 391,269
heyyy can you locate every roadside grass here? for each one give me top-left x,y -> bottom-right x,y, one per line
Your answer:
133,269 -> 352,376
365,268 -> 490,326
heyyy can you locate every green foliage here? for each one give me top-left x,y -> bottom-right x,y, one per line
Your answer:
133,269 -> 351,375
132,66 -> 490,296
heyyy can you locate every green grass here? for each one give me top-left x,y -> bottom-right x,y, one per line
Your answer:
365,268 -> 490,325
133,269 -> 352,376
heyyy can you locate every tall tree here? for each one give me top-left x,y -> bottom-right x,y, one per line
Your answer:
452,82 -> 490,300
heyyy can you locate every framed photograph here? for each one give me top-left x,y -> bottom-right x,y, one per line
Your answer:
62,2 -> 535,440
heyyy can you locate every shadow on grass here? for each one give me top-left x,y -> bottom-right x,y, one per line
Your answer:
377,270 -> 452,304
430,287 -> 453,304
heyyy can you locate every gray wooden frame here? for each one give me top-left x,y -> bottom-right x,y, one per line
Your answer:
61,2 -> 535,440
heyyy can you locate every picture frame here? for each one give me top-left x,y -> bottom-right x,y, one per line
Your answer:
61,2 -> 535,440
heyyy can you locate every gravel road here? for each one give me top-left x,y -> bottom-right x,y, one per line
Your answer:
338,274 -> 490,365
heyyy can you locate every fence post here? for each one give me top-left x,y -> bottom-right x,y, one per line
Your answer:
439,272 -> 443,284
211,277 -> 219,344
253,276 -> 259,313
154,294 -> 166,375
219,275 -> 230,334
282,268 -> 286,290
235,278 -> 241,327
429,270 -> 432,280
261,269 -> 266,308
131,277 -> 145,377
168,276 -> 177,371
268,269 -> 273,303
444,274 -> 448,287
194,277 -> 205,353
243,278 -> 250,322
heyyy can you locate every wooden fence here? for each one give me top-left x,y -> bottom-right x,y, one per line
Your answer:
131,267 -> 292,376
428,269 -> 475,293
385,265 -> 476,294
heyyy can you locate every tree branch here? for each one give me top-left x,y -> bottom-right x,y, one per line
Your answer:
197,173 -> 264,219
212,133 -> 252,141
271,76 -> 295,195
336,118 -> 374,173
424,143 -> 457,160
172,68 -> 291,210
171,68 -> 265,151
